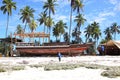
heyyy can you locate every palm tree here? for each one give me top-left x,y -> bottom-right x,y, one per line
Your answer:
63,32 -> 69,43
57,20 -> 67,41
37,12 -> 48,43
68,0 -> 83,43
73,0 -> 83,13
84,24 -> 92,43
16,24 -> 24,39
104,27 -> 112,41
43,0 -> 57,40
37,12 -> 47,33
1,0 -> 16,37
29,19 -> 37,32
46,17 -> 54,35
91,22 -> 101,45
72,27 -> 82,43
20,6 -> 35,32
110,23 -> 120,40
53,23 -> 59,41
29,19 -> 37,42
74,13 -> 86,32
16,24 -> 24,34
53,20 -> 67,42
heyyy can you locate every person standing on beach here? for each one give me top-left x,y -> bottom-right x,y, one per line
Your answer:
58,52 -> 62,62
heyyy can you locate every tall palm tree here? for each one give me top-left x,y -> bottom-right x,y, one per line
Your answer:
1,0 -> 16,37
84,24 -> 92,43
91,22 -> 101,45
73,0 -> 83,13
104,27 -> 112,41
43,0 -> 57,40
37,12 -> 48,43
29,19 -> 37,32
110,23 -> 120,40
68,0 -> 83,43
20,6 -> 35,32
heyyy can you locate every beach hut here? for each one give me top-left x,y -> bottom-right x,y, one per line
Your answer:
98,40 -> 120,55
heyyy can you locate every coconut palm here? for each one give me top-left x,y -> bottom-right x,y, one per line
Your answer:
63,32 -> 69,43
84,24 -> 92,43
53,20 -> 67,42
37,12 -> 48,43
53,23 -> 59,41
104,27 -> 112,41
0,0 -> 16,37
91,22 -> 101,45
72,27 -> 82,43
68,0 -> 83,43
68,0 -> 75,43
37,12 -> 47,33
46,17 -> 54,35
57,20 -> 67,41
74,13 -> 86,32
29,19 -> 37,42
29,19 -> 37,32
110,23 -> 120,40
43,0 -> 57,40
73,0 -> 83,13
16,24 -> 24,34
20,6 -> 35,32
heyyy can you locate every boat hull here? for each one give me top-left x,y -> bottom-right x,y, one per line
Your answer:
16,45 -> 87,56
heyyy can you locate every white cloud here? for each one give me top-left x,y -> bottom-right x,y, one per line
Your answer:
109,0 -> 118,4
114,3 -> 120,11
85,11 -> 115,24
53,15 -> 68,23
109,0 -> 120,11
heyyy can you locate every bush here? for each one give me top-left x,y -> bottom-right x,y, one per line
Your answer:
44,63 -> 85,71
101,67 -> 120,78
11,66 -> 25,71
0,67 -> 6,72
29,64 -> 45,68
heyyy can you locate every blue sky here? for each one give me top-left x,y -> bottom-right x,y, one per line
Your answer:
0,0 -> 120,43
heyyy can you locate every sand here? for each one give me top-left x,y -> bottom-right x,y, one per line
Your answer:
0,56 -> 120,80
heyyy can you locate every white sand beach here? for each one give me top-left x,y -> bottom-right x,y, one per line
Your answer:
0,56 -> 120,80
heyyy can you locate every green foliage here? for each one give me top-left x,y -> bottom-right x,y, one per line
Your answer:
101,67 -> 120,78
29,64 -> 45,68
11,66 -> 25,71
44,63 -> 85,71
0,67 -> 6,72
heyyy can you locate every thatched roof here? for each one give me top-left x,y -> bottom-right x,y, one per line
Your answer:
104,40 -> 120,49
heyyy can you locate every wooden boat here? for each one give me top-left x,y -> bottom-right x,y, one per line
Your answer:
14,32 -> 93,56
15,42 -> 92,56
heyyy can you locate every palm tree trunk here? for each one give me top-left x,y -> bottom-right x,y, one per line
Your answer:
114,32 -> 116,40
69,7 -> 72,44
6,14 -> 9,37
24,22 -> 27,32
49,9 -> 51,42
43,24 -> 45,44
